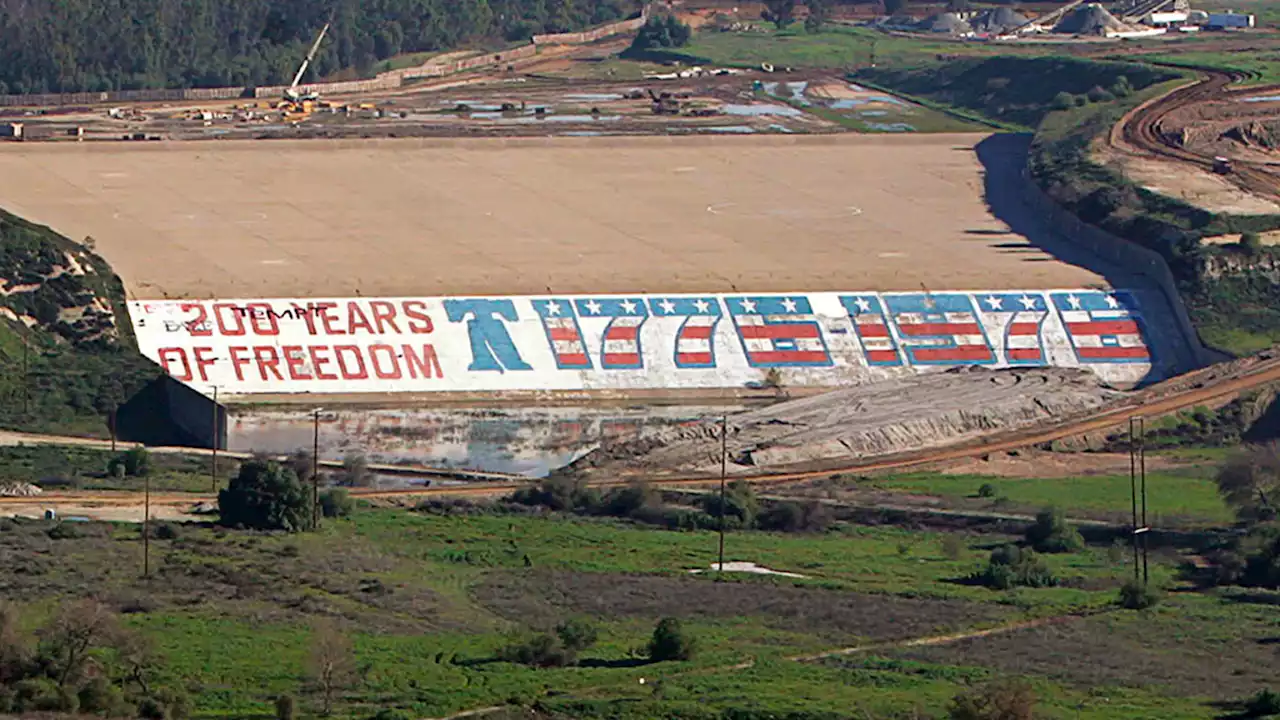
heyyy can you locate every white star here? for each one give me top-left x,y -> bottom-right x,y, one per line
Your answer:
1067,294 -> 1082,309
658,299 -> 677,315
854,298 -> 872,313
620,299 -> 638,314
584,300 -> 602,315
693,299 -> 711,314
984,295 -> 1003,311
1105,295 -> 1120,309
781,298 -> 798,313
739,298 -> 757,313
545,300 -> 562,316
1019,295 -> 1038,310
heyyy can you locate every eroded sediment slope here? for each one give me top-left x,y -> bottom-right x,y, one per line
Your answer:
564,367 -> 1124,477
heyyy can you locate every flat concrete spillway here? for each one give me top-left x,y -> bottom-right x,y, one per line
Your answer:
0,134 -> 1106,300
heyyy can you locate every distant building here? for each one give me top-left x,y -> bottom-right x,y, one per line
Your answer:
1206,11 -> 1255,28
0,122 -> 21,139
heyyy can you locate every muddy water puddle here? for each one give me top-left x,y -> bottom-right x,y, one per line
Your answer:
227,405 -> 742,483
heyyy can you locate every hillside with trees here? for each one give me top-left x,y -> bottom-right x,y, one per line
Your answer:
0,0 -> 641,94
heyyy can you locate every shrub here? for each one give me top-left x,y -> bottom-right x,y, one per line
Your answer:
948,679 -> 1036,720
942,534 -> 966,561
1246,689 -> 1280,718
556,618 -> 598,655
275,694 -> 296,720
78,676 -> 127,716
1051,91 -> 1075,111
699,481 -> 759,529
976,483 -> 997,498
601,482 -> 658,518
1086,85 -> 1114,103
626,14 -> 692,54
46,521 -> 82,539
320,488 -> 355,518
338,453 -> 374,488
1025,507 -> 1084,553
500,632 -> 573,668
757,500 -> 832,533
217,460 -> 309,532
152,521 -> 179,540
979,545 -> 1057,590
1118,579 -> 1162,609
107,447 -> 151,478
1241,232 -> 1264,256
12,677 -> 69,713
511,476 -> 600,513
369,710 -> 411,720
648,617 -> 696,662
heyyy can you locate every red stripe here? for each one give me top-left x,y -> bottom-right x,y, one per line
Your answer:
1078,346 -> 1149,359
548,327 -> 581,342
748,350 -> 829,364
606,325 -> 639,341
897,322 -> 982,337
680,325 -> 715,340
1008,348 -> 1043,360
1067,320 -> 1140,336
677,352 -> 713,365
604,353 -> 641,365
557,353 -> 590,367
1008,323 -> 1040,336
738,323 -> 821,339
867,350 -> 900,362
911,346 -> 994,362
857,324 -> 890,338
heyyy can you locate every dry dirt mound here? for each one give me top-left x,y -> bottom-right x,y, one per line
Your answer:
971,7 -> 1029,33
0,482 -> 42,497
1053,4 -> 1129,34
564,367 -> 1123,477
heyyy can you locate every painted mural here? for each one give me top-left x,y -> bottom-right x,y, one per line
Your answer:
128,289 -> 1171,397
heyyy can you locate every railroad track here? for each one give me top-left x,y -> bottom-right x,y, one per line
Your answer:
7,351 -> 1280,510
1117,66 -> 1280,200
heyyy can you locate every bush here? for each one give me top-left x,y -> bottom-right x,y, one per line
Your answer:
217,460 -> 309,532
511,476 -> 600,513
979,545 -> 1057,590
369,710 -> 411,720
338,453 -> 373,488
46,521 -> 82,539
941,534 -> 966,561
556,618 -> 598,655
153,521 -> 179,540
1025,507 -> 1084,553
757,500 -> 832,533
1051,91 -> 1075,111
948,679 -> 1036,720
1246,689 -> 1280,718
275,694 -> 296,720
1241,232 -> 1264,256
12,677 -> 70,713
600,482 -> 658,518
320,488 -> 355,518
1118,579 -> 1162,609
500,632 -> 573,668
699,481 -> 759,529
1086,85 -> 1115,103
107,446 -> 152,478
976,483 -> 997,498
648,617 -> 696,662
78,676 -> 127,716
626,14 -> 692,54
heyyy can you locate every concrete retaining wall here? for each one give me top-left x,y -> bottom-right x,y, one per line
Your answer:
129,287 -> 1175,401
1021,169 -> 1212,369
533,12 -> 648,45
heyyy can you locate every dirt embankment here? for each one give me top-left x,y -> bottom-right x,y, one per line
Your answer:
563,367 -> 1124,478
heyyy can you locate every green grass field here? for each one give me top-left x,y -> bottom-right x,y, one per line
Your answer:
0,444 -> 229,493
868,465 -> 1234,526
3,502 -> 1272,719
1140,50 -> 1280,85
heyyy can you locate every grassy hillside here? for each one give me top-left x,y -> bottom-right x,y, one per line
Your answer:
2,502 -> 1273,719
856,55 -> 1179,131
0,210 -> 161,437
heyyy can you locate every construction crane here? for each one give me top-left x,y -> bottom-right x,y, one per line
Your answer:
283,20 -> 332,105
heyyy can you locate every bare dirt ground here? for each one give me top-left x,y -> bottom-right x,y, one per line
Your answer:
936,449 -> 1177,478
1095,144 -> 1280,215
0,134 -> 1105,300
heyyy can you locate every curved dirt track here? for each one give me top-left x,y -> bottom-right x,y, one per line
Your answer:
1116,67 -> 1280,200
6,349 -> 1279,511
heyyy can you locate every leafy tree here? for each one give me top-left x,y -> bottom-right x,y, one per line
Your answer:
978,545 -> 1057,589
338,453 -> 373,488
38,599 -> 119,689
626,14 -> 692,54
289,449 -> 315,485
1217,443 -> 1280,522
762,0 -> 798,29
1051,91 -> 1076,111
804,0 -> 830,32
700,480 -> 759,529
1118,579 -> 1162,609
1241,232 -> 1264,256
757,500 -> 832,532
107,447 -> 151,478
1025,507 -> 1084,553
648,617 -> 696,662
555,619 -> 598,657
217,460 -> 309,532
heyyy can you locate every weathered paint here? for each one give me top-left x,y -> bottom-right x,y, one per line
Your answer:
128,289 -> 1178,397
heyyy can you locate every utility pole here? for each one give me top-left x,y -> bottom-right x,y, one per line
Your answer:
1138,415 -> 1149,586
22,340 -> 28,415
717,414 -> 728,576
143,470 -> 151,578
109,405 -> 117,453
1129,418 -> 1140,584
312,408 -> 321,531
1129,416 -> 1150,587
210,385 -> 219,493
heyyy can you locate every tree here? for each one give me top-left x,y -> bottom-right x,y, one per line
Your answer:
0,601 -> 29,685
308,619 -> 356,716
289,449 -> 315,485
38,599 -> 119,689
1217,443 -> 1280,522
979,545 -> 1057,590
1025,507 -> 1084,553
217,459 -> 309,531
338,453 -> 373,488
626,14 -> 692,54
320,488 -> 354,518
700,480 -> 759,529
1241,232 -> 1264,256
884,0 -> 910,16
107,447 -> 151,478
804,0 -> 830,32
555,619 -> 598,659
115,629 -> 160,697
762,0 -> 798,29
1118,579 -> 1162,609
948,679 -> 1036,720
648,617 -> 696,662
